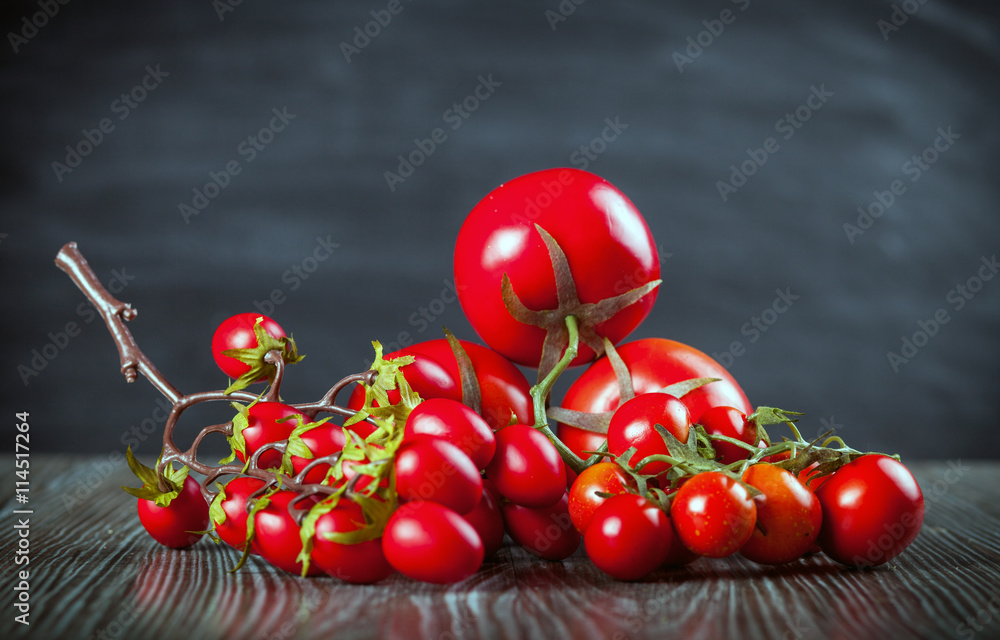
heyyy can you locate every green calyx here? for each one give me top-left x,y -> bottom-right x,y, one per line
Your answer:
222,317 -> 304,395
120,446 -> 191,507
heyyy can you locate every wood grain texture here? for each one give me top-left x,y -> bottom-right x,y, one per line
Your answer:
2,458 -> 999,640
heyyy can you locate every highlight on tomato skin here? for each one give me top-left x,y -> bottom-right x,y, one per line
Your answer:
453,168 -> 661,369
381,501 -> 485,584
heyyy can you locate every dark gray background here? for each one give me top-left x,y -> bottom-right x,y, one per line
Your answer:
1,0 -> 997,460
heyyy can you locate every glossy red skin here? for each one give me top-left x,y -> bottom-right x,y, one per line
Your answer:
382,501 -> 485,584
291,423 -> 347,484
815,455 -> 924,567
214,476 -> 266,553
405,398 -> 496,470
485,424 -> 566,509
568,462 -> 636,534
740,464 -> 822,565
556,338 -> 752,458
311,500 -> 394,584
607,393 -> 691,477
137,476 -> 210,549
394,436 -> 483,515
211,313 -> 286,381
253,490 -> 323,576
236,402 -> 306,471
454,168 -> 660,368
670,471 -> 757,558
584,494 -> 673,581
348,339 -> 533,433
461,480 -> 506,558
501,492 -> 581,561
699,406 -> 760,465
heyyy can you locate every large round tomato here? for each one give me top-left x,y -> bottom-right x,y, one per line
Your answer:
348,339 -> 532,432
453,168 -> 660,368
137,475 -> 210,549
815,455 -> 924,567
556,338 -> 752,458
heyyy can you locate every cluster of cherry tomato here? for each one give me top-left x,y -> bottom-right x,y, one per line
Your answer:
123,168 -> 925,584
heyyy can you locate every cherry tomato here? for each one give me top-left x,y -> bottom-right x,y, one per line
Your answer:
501,491 -> 580,561
311,499 -> 394,584
815,455 -> 924,567
212,476 -> 265,553
584,494 -> 673,581
461,480 -> 506,558
485,424 -> 566,509
137,475 -> 210,549
670,471 -> 757,558
382,501 -> 484,583
567,461 -> 636,534
394,435 -> 483,514
607,393 -> 691,477
291,423 -> 346,484
556,338 -> 752,458
453,168 -> 660,368
348,338 -> 533,432
211,313 -> 286,381
252,490 -> 323,576
739,464 -> 822,565
404,398 -> 496,470
698,406 -> 761,465
236,402 -> 306,471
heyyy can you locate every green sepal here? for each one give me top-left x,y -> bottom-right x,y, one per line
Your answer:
296,491 -> 346,576
231,483 -> 280,573
220,400 -> 255,465
278,414 -> 332,476
120,446 -> 190,507
209,482 -> 228,527
222,316 -> 305,395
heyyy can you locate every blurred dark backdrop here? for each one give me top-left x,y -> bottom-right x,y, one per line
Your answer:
1,0 -> 998,460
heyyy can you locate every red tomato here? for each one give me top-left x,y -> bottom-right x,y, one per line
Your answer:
137,475 -> 210,549
698,405 -> 762,464
404,398 -> 496,470
347,339 -> 533,432
584,494 -> 673,581
485,424 -> 566,509
394,435 -> 483,514
211,313 -> 286,381
382,501 -> 485,583
461,480 -> 506,559
567,461 -> 636,534
501,492 -> 581,561
292,423 -> 347,484
815,455 -> 924,567
607,393 -> 691,477
236,402 -> 305,471
252,490 -> 323,576
739,464 -> 822,565
311,500 -> 394,584
670,471 -> 757,558
212,476 -> 265,553
556,338 -> 752,458
453,168 -> 660,368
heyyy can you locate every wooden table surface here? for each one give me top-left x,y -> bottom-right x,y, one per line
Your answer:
2,457 -> 999,640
